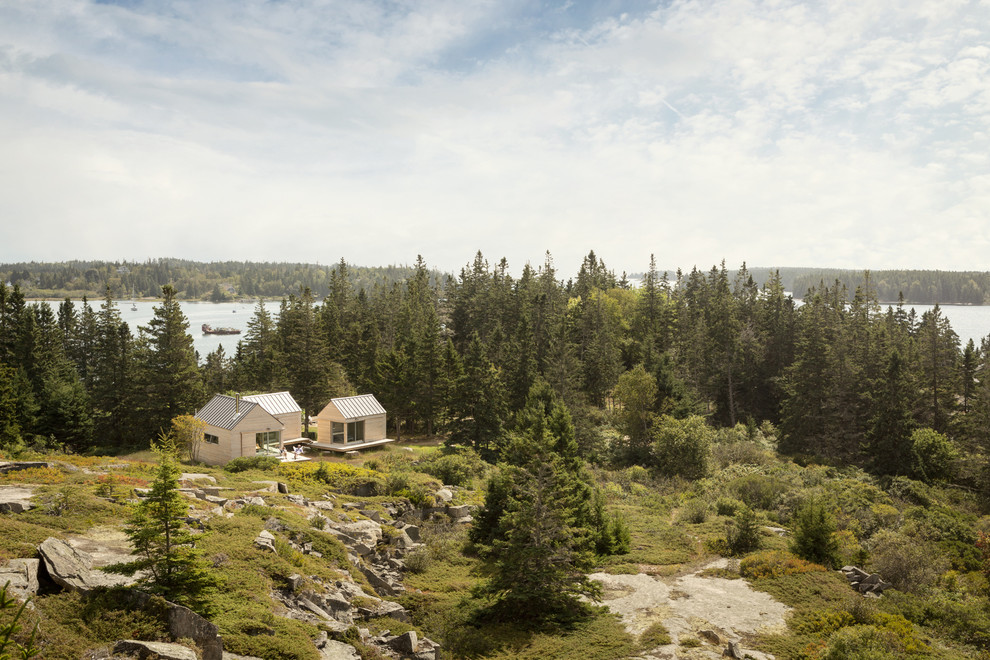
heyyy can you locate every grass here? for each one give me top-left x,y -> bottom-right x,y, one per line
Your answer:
638,621 -> 672,650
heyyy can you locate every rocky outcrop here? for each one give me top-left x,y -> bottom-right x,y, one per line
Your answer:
0,559 -> 39,599
841,565 -> 891,596
0,462 -> 53,475
113,639 -> 198,660
117,590 -> 223,660
38,537 -> 137,593
0,486 -> 35,513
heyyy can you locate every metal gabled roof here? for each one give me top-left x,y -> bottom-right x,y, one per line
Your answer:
242,391 -> 302,416
196,394 -> 277,431
331,394 -> 386,419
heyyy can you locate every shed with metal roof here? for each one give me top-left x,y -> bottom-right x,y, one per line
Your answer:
242,391 -> 303,441
194,393 -> 286,465
315,394 -> 391,451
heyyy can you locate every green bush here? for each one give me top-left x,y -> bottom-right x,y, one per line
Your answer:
867,529 -> 945,593
419,450 -> 487,487
648,415 -> 712,480
224,455 -> 280,473
728,473 -> 789,511
678,498 -> 708,524
790,498 -> 840,569
726,506 -> 761,555
638,621 -> 671,649
715,496 -> 744,517
909,428 -> 958,483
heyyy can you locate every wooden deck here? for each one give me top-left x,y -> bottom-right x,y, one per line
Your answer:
306,438 -> 396,453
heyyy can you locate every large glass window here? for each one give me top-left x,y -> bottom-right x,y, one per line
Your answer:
255,430 -> 280,450
346,420 -> 365,444
332,422 -> 345,444
204,433 -> 219,445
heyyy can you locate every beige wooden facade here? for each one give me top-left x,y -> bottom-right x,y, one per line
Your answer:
194,394 -> 285,466
316,395 -> 387,447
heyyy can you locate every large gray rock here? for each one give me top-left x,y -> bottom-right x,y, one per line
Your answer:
389,631 -> 418,655
38,537 -> 136,593
113,640 -> 198,660
0,486 -> 35,513
254,530 -> 277,552
335,520 -> 383,547
434,488 -> 453,504
318,639 -> 360,660
121,591 -> 223,660
0,559 -> 39,599
179,473 -> 216,484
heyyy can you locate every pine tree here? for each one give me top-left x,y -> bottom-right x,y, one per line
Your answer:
134,285 -> 202,441
105,433 -> 214,612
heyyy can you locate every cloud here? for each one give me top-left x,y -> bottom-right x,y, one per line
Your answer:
0,0 -> 988,275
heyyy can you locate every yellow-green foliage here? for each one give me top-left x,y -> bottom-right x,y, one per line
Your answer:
638,621 -> 671,650
278,460 -> 383,495
0,466 -> 68,484
740,550 -> 827,580
26,590 -> 168,660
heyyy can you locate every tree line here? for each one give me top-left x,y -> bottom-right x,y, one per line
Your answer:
0,259 -> 442,302
2,251 -> 989,490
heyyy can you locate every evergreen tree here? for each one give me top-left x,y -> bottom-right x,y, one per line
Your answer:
105,433 -> 214,612
238,300 -> 279,391
134,285 -> 202,441
448,334 -> 506,456
866,350 -> 915,476
91,289 -> 136,447
473,383 -> 607,622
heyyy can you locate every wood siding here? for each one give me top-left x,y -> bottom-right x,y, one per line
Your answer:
316,401 -> 387,446
196,406 -> 283,466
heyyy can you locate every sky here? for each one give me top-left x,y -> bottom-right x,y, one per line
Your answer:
1,0 -> 989,276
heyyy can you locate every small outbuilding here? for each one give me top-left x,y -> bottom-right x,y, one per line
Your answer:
194,392 -> 304,465
314,394 -> 393,452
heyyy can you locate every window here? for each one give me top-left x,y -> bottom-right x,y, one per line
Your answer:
332,422 -> 345,444
255,430 -> 280,448
347,420 -> 365,444
204,433 -> 219,445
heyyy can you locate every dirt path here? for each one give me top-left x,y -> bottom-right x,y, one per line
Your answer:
590,559 -> 787,659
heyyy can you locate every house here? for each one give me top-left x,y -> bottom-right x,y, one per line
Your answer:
193,391 -> 304,465
314,394 -> 393,452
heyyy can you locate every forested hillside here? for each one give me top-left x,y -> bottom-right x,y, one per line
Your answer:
3,250 -> 990,658
2,251 -> 990,478
0,258 -> 440,301
6,259 -> 990,305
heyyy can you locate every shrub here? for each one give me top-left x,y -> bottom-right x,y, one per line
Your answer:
0,582 -> 40,659
638,621 -> 671,649
419,450 -> 487,487
814,625 -> 904,660
626,465 -> 649,484
867,529 -> 945,592
740,550 -> 826,580
790,498 -> 840,569
908,428 -> 958,483
224,455 -> 280,473
726,506 -> 761,555
648,415 -> 712,480
728,473 -> 788,511
715,496 -> 744,517
678,498 -> 708,524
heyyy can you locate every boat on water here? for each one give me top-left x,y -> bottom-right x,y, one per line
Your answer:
202,323 -> 241,335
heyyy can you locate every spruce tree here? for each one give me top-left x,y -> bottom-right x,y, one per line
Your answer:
105,433 -> 214,612
135,285 -> 202,441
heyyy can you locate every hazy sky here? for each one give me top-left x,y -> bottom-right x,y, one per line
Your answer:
2,0 -> 988,276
